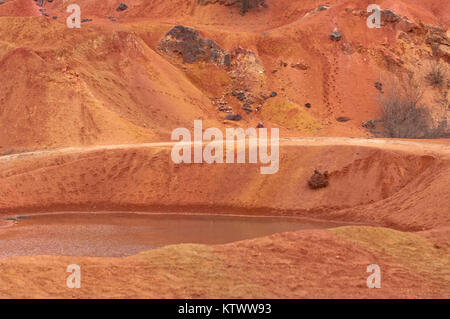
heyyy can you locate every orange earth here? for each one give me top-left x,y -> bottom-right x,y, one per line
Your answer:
0,0 -> 449,298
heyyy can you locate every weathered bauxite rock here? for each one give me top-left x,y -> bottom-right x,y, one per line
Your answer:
336,117 -> 351,122
226,114 -> 242,121
159,25 -> 226,64
308,170 -> 329,189
117,3 -> 128,11
330,29 -> 342,41
159,25 -> 267,119
197,0 -> 267,11
159,25 -> 265,78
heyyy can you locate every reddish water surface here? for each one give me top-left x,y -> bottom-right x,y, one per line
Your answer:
0,212 -> 350,257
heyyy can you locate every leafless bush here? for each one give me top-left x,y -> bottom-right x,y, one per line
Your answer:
378,75 -> 438,138
426,60 -> 448,88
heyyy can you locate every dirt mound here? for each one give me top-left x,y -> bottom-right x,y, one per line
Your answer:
0,0 -> 41,17
0,226 -> 448,298
1,0 -> 449,147
0,139 -> 448,230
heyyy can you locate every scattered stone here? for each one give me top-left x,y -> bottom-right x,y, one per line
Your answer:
218,106 -> 232,112
330,29 -> 342,41
237,92 -> 246,101
336,117 -> 351,122
270,91 -> 277,97
305,103 -> 312,108
308,169 -> 329,189
280,61 -> 288,67
242,104 -> 253,113
291,62 -> 309,70
81,18 -> 92,23
117,3 -> 128,11
257,122 -> 264,128
52,16 -> 58,20
375,82 -> 383,93
226,114 -> 242,121
318,4 -> 330,11
108,16 -> 117,22
0,1 -> 4,5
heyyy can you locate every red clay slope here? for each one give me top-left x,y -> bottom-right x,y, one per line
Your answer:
1,0 -> 448,151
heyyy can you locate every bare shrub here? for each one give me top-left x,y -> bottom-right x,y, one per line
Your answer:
427,91 -> 450,138
241,0 -> 250,14
378,75 -> 434,138
378,74 -> 449,138
426,60 -> 448,88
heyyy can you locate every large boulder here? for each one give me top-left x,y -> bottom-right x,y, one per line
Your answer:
159,26 -> 226,64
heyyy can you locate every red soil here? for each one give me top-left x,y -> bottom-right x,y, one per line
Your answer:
0,0 -> 449,298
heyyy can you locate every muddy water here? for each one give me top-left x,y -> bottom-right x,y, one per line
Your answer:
0,212 -> 349,257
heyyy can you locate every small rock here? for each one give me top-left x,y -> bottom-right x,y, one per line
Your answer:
330,29 -> 342,41
291,62 -> 309,70
270,91 -> 277,97
257,122 -> 264,128
318,5 -> 330,11
242,104 -> 253,113
375,82 -> 383,93
336,117 -> 351,122
308,169 -> 329,189
305,103 -> 312,108
225,114 -> 242,121
237,92 -> 246,101
117,3 -> 128,11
